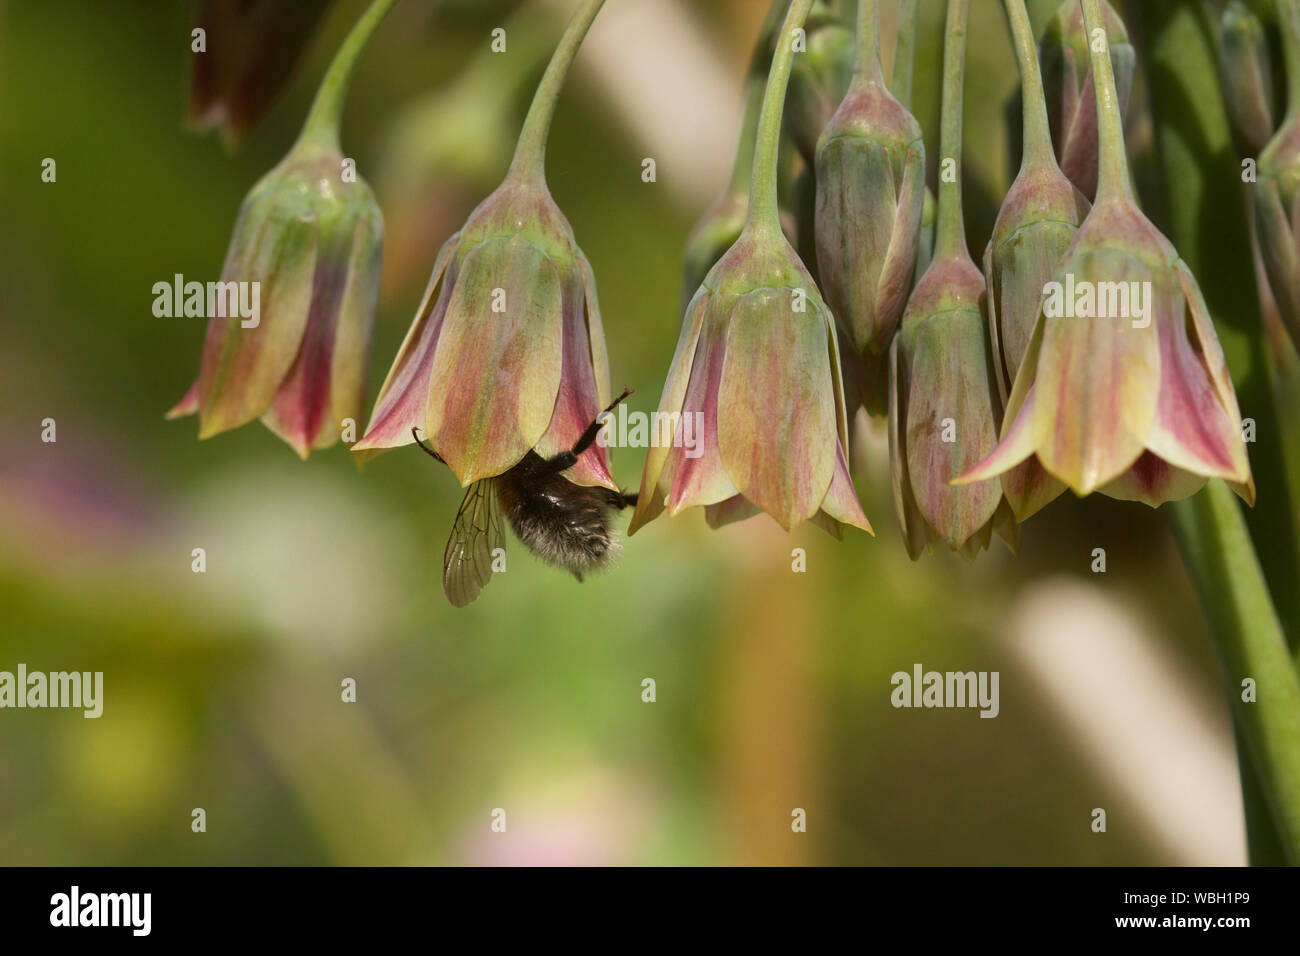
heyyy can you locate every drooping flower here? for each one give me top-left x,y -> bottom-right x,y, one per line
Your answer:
1038,0 -> 1134,201
189,0 -> 334,148
890,0 -> 1015,559
959,0 -> 1254,511
353,0 -> 617,492
169,0 -> 393,458
630,0 -> 870,538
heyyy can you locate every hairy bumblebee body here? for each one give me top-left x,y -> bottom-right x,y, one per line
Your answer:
494,451 -> 631,580
413,389 -> 636,606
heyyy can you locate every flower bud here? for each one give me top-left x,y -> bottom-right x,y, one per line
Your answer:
1218,0 -> 1277,159
168,144 -> 383,458
814,75 -> 925,361
784,1 -> 854,166
1039,0 -> 1135,201
890,256 -> 1017,558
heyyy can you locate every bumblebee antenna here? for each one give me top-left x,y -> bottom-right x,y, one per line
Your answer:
410,427 -> 445,463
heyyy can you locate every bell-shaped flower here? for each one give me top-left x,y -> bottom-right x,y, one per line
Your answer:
169,0 -> 392,458
631,0 -> 870,538
960,0 -> 1254,511
353,0 -> 616,491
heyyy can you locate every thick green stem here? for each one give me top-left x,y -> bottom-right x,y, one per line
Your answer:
1079,0 -> 1133,203
1170,482 -> 1300,863
1280,0 -> 1300,120
508,0 -> 606,182
854,0 -> 885,85
933,0 -> 970,262
745,0 -> 814,237
892,0 -> 918,109
297,0 -> 400,152
1002,0 -> 1056,169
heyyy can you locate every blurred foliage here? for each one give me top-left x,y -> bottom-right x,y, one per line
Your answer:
0,0 -> 1251,864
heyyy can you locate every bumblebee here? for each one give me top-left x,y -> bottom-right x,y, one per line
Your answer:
412,389 -> 636,607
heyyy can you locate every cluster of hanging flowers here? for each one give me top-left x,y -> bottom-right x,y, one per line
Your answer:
170,0 -> 1257,601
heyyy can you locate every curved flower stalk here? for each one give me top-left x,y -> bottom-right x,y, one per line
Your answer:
353,0 -> 617,491
169,0 -> 393,458
959,0 -> 1255,511
1253,0 -> 1300,351
1038,0 -> 1134,201
890,0 -> 1015,559
813,0 -> 925,410
189,0 -> 334,148
982,0 -> 1089,519
630,0 -> 870,538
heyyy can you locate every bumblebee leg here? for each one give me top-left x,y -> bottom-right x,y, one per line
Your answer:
410,427 -> 445,463
619,491 -> 638,509
536,387 -> 634,476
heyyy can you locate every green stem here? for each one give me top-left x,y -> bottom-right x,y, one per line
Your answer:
1280,0 -> 1300,120
1169,482 -> 1300,863
1079,0 -> 1133,203
854,0 -> 885,85
745,0 -> 814,236
933,0 -> 970,262
1002,0 -> 1056,169
297,0 -> 400,152
892,0 -> 918,109
508,0 -> 606,182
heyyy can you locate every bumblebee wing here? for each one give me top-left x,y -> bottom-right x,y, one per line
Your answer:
442,480 -> 505,608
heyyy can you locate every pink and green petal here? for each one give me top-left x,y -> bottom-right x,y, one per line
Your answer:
424,236 -> 565,485
717,288 -> 837,531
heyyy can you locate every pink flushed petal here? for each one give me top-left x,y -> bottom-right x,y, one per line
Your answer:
1100,451 -> 1208,507
425,237 -> 565,485
704,494 -> 759,529
167,380 -> 200,419
1147,263 -> 1252,488
353,236 -> 458,451
1142,279 -> 1246,484
629,290 -> 711,534
261,234 -> 352,458
1031,247 -> 1160,494
817,441 -> 873,533
532,268 -> 615,490
957,383 -> 1039,483
888,336 -> 931,559
717,288 -> 838,531
663,309 -> 740,516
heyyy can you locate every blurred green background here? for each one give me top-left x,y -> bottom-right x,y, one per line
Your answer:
0,0 -> 1258,864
